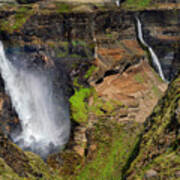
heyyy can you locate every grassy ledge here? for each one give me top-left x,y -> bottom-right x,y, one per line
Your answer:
69,87 -> 92,123
122,0 -> 152,10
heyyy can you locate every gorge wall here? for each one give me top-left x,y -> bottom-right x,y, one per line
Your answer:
0,0 -> 179,179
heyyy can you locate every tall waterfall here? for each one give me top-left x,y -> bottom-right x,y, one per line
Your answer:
116,0 -> 121,7
136,17 -> 167,82
0,41 -> 70,157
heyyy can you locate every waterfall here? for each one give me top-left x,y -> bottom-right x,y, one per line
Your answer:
116,0 -> 120,7
93,37 -> 98,59
136,17 -> 167,82
0,41 -> 70,157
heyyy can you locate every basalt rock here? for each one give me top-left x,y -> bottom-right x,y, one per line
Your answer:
0,3 -> 179,81
140,10 -> 180,81
17,0 -> 41,4
0,1 -> 179,179
125,75 -> 180,179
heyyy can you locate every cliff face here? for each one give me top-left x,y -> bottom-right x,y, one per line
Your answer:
0,0 -> 179,179
125,75 -> 180,179
140,10 -> 180,80
0,2 -> 179,81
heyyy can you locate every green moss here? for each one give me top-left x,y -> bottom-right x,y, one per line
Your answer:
123,0 -> 152,9
50,151 -> 82,179
84,65 -> 96,79
134,150 -> 180,179
76,122 -> 142,180
89,90 -> 124,117
152,85 -> 161,97
25,152 -> 62,180
56,3 -> 71,13
0,6 -> 33,33
102,101 -> 115,113
69,64 -> 98,123
0,147 -> 62,180
57,51 -> 68,58
69,54 -> 82,58
69,88 -> 91,123
72,40 -> 87,47
88,93 -> 105,117
55,41 -> 69,58
55,40 -> 92,59
106,33 -> 113,38
134,73 -> 144,83
73,77 -> 82,88
0,158 -> 22,180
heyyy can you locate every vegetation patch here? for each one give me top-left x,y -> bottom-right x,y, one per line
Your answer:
134,73 -> 144,83
76,122 -> 142,180
55,40 -> 92,59
0,158 -> 22,180
69,73 -> 141,179
25,152 -> 62,180
56,3 -> 71,13
84,65 -> 97,79
125,76 -> 180,179
0,6 -> 33,33
123,0 -> 152,9
72,40 -> 87,47
152,85 -> 161,97
69,87 -> 92,123
137,150 -> 180,179
69,64 -> 98,123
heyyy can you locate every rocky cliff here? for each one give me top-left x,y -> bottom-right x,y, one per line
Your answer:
125,75 -> 180,179
0,0 -> 179,179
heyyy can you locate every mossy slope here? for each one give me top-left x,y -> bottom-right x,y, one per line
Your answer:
76,121 -> 142,180
0,133 -> 61,179
125,76 -> 180,179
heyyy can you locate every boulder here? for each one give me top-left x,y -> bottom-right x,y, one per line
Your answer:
144,169 -> 159,180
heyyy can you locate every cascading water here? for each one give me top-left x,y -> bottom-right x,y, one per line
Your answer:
116,0 -> 121,7
0,41 -> 70,157
93,37 -> 98,59
136,17 -> 167,82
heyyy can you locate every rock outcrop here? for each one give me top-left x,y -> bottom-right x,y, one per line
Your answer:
0,132 -> 61,179
125,75 -> 180,180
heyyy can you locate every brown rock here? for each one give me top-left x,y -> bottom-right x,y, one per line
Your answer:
89,144 -> 97,152
93,60 -> 167,123
119,108 -> 128,118
175,171 -> 180,178
73,145 -> 85,157
144,169 -> 159,180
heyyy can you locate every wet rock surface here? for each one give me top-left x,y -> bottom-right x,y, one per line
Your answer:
140,10 -> 180,81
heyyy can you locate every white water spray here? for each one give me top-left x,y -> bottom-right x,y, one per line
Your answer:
116,0 -> 120,7
136,17 -> 167,82
0,41 -> 70,157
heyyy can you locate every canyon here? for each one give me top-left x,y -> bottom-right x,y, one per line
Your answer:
0,0 -> 179,179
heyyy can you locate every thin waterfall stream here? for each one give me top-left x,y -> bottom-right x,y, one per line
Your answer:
136,17 -> 167,82
116,0 -> 120,7
0,41 -> 70,157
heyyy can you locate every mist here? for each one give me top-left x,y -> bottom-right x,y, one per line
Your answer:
0,41 -> 70,158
